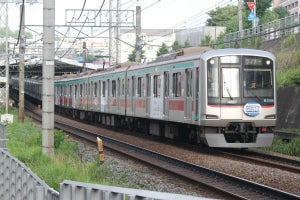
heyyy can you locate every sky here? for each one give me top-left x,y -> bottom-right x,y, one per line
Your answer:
7,0 -> 238,32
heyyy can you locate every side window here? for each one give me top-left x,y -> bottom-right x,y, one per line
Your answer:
172,72 -> 181,97
102,81 -> 106,97
121,78 -> 125,96
146,74 -> 151,97
112,80 -> 117,97
153,75 -> 161,97
164,72 -> 169,97
75,84 -> 78,97
186,69 -> 192,97
137,77 -> 143,97
94,82 -> 98,97
69,85 -> 72,96
80,84 -> 83,97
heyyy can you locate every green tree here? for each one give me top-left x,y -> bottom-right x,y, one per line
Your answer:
156,43 -> 169,56
171,40 -> 181,52
242,0 -> 273,28
128,49 -> 145,62
201,35 -> 213,46
183,40 -> 191,48
273,7 -> 290,19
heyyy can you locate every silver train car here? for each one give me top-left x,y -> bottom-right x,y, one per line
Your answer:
11,48 -> 276,148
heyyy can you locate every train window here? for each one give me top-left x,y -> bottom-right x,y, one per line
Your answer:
80,84 -> 83,96
172,72 -> 181,97
137,77 -> 144,97
207,59 -> 219,98
94,82 -> 97,97
146,74 -> 151,97
87,83 -> 90,96
164,72 -> 169,97
112,80 -> 117,97
75,85 -> 78,96
222,68 -> 240,98
117,78 -> 121,97
153,75 -> 161,97
186,69 -> 192,97
121,78 -> 125,95
69,85 -> 72,96
127,78 -> 131,96
102,81 -> 106,97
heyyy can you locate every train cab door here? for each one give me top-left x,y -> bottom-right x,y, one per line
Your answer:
220,65 -> 242,120
184,68 -> 193,121
163,72 -> 169,119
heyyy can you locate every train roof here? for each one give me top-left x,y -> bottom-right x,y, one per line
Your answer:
200,48 -> 275,60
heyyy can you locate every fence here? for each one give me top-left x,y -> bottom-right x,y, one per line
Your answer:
223,14 -> 300,47
0,148 -> 206,200
0,123 -> 7,149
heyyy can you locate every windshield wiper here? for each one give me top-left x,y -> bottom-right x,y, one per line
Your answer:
224,82 -> 233,100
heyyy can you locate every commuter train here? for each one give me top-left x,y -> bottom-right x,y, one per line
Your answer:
10,48 -> 276,148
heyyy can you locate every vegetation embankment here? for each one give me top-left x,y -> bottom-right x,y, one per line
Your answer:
3,107 -> 134,191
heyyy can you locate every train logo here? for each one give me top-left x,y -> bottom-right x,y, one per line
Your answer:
244,102 -> 262,117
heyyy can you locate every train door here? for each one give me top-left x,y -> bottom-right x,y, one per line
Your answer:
131,76 -> 136,115
146,74 -> 151,116
220,61 -> 242,119
163,72 -> 169,119
101,80 -> 108,112
185,68 -> 193,120
150,74 -> 163,119
117,78 -> 121,113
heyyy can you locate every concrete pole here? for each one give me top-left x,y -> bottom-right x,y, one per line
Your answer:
19,4 -> 25,123
42,0 -> 55,156
5,2 -> 9,114
238,0 -> 243,36
135,6 -> 141,63
108,0 -> 112,66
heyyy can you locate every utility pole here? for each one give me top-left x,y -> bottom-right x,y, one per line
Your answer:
19,4 -> 25,123
238,0 -> 243,34
135,6 -> 141,63
5,1 -> 9,114
108,0 -> 112,66
115,0 -> 121,65
42,0 -> 55,156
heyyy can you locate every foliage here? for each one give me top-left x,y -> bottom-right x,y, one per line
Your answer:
201,35 -> 213,46
0,27 -> 33,39
263,137 -> 300,157
183,40 -> 191,48
273,7 -> 290,19
275,34 -> 300,87
4,107 -> 136,191
156,43 -> 169,56
128,49 -> 145,62
171,40 -> 182,52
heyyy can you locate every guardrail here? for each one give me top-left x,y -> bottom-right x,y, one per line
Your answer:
0,148 -> 59,200
223,14 -> 300,47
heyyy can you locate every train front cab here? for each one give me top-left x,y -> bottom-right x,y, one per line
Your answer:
199,49 -> 276,148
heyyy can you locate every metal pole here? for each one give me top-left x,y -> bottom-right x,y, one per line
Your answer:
108,0 -> 112,66
19,4 -> 25,123
42,0 -> 55,156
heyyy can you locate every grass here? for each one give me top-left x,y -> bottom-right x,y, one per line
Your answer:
263,136 -> 300,157
3,107 -> 135,191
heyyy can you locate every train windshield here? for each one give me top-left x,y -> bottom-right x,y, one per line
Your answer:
207,55 -> 274,105
243,57 -> 274,99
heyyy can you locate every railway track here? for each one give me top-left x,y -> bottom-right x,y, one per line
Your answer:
25,107 -> 300,200
217,149 -> 300,174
